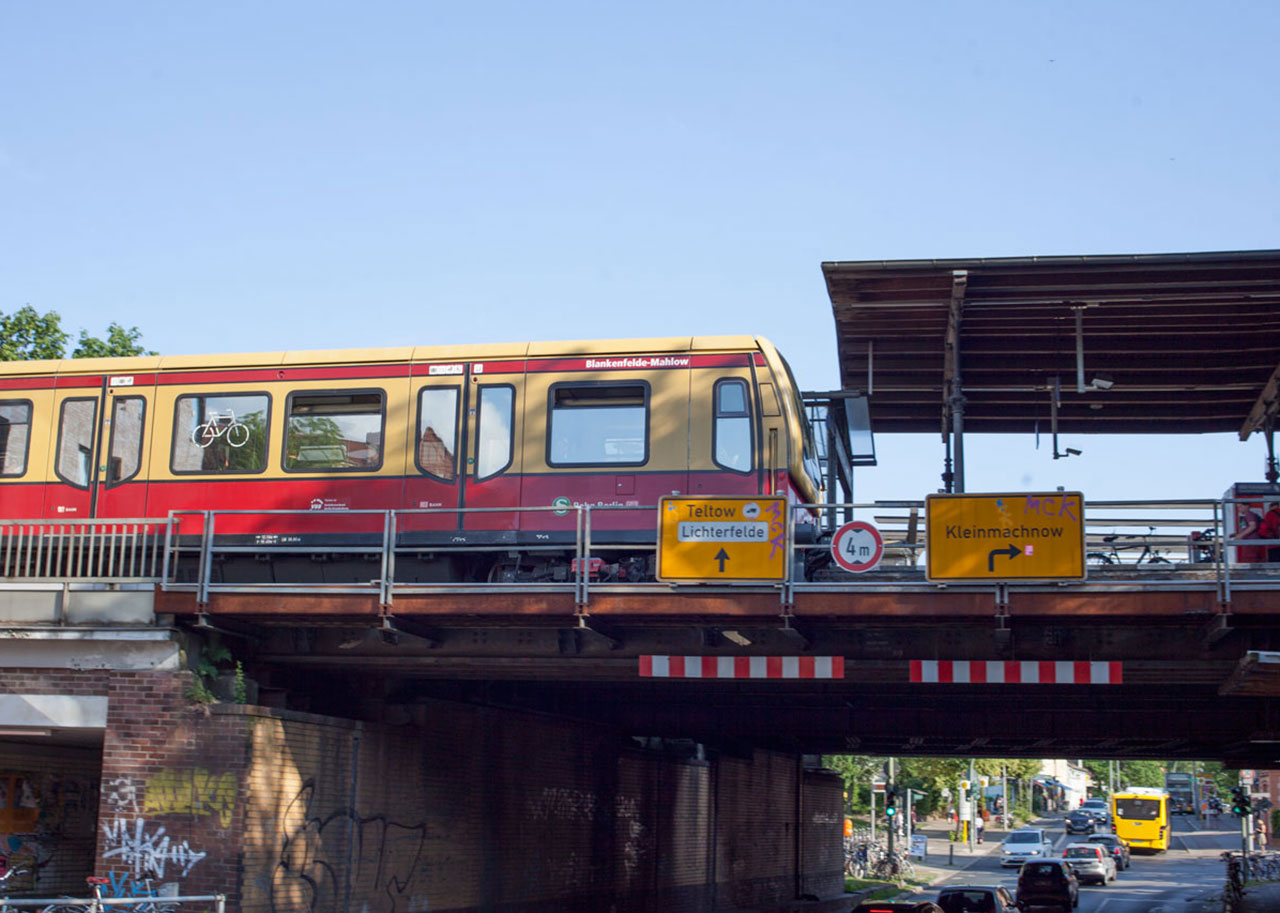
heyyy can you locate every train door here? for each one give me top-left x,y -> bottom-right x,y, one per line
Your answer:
459,365 -> 523,540
688,360 -> 759,496
403,374 -> 466,532
41,376 -> 152,520
403,363 -> 524,542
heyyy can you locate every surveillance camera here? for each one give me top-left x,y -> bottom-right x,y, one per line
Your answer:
1066,448 -> 1082,456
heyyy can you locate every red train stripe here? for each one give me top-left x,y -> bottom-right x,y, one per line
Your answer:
0,377 -> 56,390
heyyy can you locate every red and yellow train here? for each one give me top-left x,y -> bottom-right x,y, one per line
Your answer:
0,335 -> 821,581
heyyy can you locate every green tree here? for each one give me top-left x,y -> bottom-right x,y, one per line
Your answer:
1,306 -> 154,361
72,322 -> 156,358
0,306 -> 68,361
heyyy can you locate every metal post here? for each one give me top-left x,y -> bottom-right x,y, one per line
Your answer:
1002,765 -> 1009,829
906,788 -> 913,847
887,758 -> 896,860
870,774 -> 876,844
968,759 -> 976,853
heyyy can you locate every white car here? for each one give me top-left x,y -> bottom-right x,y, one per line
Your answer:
1000,827 -> 1056,867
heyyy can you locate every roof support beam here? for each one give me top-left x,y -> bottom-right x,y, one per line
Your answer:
943,270 -> 968,492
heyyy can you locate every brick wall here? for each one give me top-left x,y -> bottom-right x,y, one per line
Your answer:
714,751 -> 800,909
0,667 -> 843,913
800,768 -> 845,898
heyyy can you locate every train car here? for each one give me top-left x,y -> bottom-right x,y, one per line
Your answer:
0,335 -> 822,582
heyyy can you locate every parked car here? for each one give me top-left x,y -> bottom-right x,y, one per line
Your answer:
1001,828 -> 1056,867
1063,842 -> 1117,885
936,884 -> 1017,913
1080,798 -> 1110,826
1085,833 -> 1131,870
1016,859 -> 1079,911
852,903 -> 944,913
1064,809 -> 1096,834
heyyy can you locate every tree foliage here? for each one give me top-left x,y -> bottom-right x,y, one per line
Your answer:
72,322 -> 155,358
0,306 -> 154,361
0,306 -> 69,361
824,755 -> 1044,817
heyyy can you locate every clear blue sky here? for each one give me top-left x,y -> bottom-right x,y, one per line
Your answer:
3,2 -> 1277,505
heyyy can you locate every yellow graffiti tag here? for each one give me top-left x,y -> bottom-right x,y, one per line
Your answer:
143,769 -> 236,828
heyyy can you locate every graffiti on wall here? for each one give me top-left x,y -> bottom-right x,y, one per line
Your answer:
143,769 -> 237,828
105,870 -> 181,913
270,780 -> 430,913
99,770 -> 226,895
101,816 -> 206,880
524,786 -> 653,879
0,772 -> 101,892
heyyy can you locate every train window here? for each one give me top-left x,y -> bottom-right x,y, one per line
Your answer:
284,391 -> 384,472
0,401 -> 32,477
55,398 -> 98,489
105,397 -> 145,486
172,393 -> 270,474
714,379 -> 753,473
416,387 -> 459,481
547,382 -> 649,467
475,385 -> 514,480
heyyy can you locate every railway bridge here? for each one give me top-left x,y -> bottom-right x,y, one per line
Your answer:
2,249 -> 1280,912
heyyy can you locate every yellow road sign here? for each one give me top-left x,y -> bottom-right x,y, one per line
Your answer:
926,492 -> 1085,581
657,496 -> 788,582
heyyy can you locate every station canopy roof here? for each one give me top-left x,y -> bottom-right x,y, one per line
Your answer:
821,249 -> 1280,438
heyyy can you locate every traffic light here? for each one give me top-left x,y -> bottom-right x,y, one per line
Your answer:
885,788 -> 898,818
1230,785 -> 1252,817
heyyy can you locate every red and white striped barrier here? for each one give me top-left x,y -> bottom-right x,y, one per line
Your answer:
640,655 -> 845,679
910,660 -> 1122,684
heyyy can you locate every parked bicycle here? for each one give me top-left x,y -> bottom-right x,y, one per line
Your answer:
1087,527 -> 1171,565
1223,851 -> 1245,912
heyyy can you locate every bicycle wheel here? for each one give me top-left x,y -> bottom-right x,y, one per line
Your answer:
226,422 -> 251,448
192,422 -> 217,447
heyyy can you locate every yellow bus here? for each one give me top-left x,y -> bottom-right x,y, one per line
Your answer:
1112,787 -> 1170,852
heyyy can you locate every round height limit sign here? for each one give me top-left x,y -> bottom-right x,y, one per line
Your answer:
830,521 -> 884,573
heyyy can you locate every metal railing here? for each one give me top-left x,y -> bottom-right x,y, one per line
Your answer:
0,519 -> 170,581
0,895 -> 224,912
2,498 -> 1279,607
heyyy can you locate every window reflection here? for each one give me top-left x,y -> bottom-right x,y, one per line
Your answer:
417,388 -> 459,481
548,384 -> 647,466
476,386 -> 513,479
714,379 -> 752,472
285,392 -> 384,471
172,394 -> 269,473
0,401 -> 31,476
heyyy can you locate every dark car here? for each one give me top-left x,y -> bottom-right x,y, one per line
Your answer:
1064,809 -> 1096,835
937,884 -> 1017,913
1016,859 -> 1079,911
1085,833 -> 1131,870
852,903 -> 944,913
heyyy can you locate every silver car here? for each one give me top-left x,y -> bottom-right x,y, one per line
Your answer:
1000,828 -> 1056,867
1063,842 -> 1117,885
1080,799 -> 1110,826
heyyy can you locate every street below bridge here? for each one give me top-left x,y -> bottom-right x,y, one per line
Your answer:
894,812 -> 1253,913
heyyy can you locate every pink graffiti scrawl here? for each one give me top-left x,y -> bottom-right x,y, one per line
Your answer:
763,501 -> 785,559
